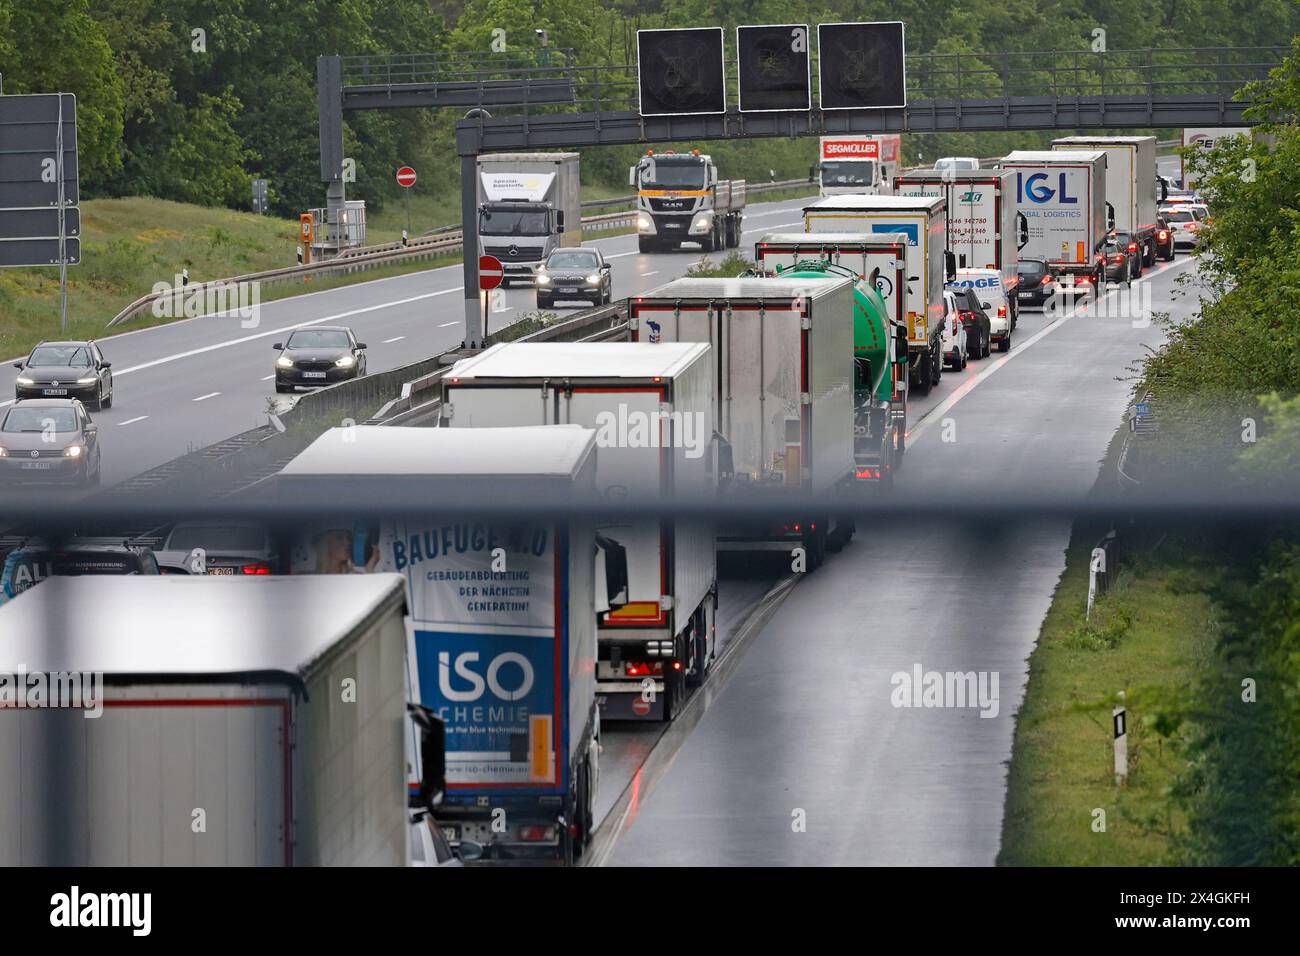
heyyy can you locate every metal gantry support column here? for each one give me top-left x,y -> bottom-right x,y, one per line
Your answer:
317,56 -> 347,255
460,154 -> 482,349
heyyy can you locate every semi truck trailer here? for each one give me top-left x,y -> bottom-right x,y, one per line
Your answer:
628,276 -> 857,568
0,574 -> 414,866
441,342 -> 718,722
803,194 -> 952,395
1052,136 -> 1159,268
631,149 -> 745,253
276,425 -> 610,863
1001,149 -> 1108,296
477,152 -> 581,286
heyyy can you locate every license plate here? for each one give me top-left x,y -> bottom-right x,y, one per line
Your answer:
559,287 -> 579,294
206,567 -> 235,575
1018,292 -> 1033,299
42,388 -> 68,396
302,371 -> 327,379
664,222 -> 682,229
20,462 -> 51,470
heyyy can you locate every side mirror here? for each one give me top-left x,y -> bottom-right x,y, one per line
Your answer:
715,432 -> 735,487
556,210 -> 565,233
944,251 -> 957,283
12,362 -> 22,370
628,166 -> 637,187
958,254 -> 967,269
594,533 -> 629,612
457,840 -> 485,862
83,423 -> 98,435
808,165 -> 816,182
1016,212 -> 1030,250
101,361 -> 112,370
1106,202 -> 1116,231
406,704 -> 446,812
894,323 -> 909,362
356,342 -> 367,350
272,342 -> 283,351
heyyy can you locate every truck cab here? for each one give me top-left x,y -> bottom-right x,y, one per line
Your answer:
476,152 -> 581,286
632,150 -> 745,253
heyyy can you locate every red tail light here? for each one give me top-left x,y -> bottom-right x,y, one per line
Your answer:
1111,254 -> 1125,263
1126,243 -> 1138,253
855,466 -> 881,480
624,662 -> 663,677
1041,274 -> 1053,284
997,305 -> 1007,318
516,825 -> 553,842
241,563 -> 271,575
1158,230 -> 1168,240
1188,223 -> 1198,231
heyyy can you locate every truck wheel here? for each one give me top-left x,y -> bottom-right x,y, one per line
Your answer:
537,296 -> 552,310
913,354 -> 932,395
638,236 -> 654,254
999,330 -> 1011,353
931,344 -> 943,385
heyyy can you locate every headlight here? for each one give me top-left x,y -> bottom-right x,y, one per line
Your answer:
63,444 -> 83,459
536,273 -> 551,285
76,376 -> 97,385
690,213 -> 714,234
15,376 -> 33,386
276,355 -> 294,368
335,355 -> 355,368
637,213 -> 653,234
586,273 -> 601,284
0,446 -> 8,458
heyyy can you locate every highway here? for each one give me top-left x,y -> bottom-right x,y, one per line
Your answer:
595,247 -> 1200,866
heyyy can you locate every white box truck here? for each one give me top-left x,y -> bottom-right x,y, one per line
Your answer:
441,342 -> 717,723
630,149 -> 745,253
803,194 -> 951,394
814,134 -> 897,196
893,168 -> 1023,323
1181,127 -> 1250,190
477,152 -> 581,286
627,276 -> 856,567
0,574 -> 413,866
1053,136 -> 1159,268
276,424 -> 607,864
1001,149 -> 1108,296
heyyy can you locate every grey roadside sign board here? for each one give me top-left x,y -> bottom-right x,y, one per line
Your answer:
0,92 -> 80,268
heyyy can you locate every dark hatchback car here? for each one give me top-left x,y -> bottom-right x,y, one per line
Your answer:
945,286 -> 993,359
274,327 -> 367,393
1015,258 -> 1057,309
1101,235 -> 1137,285
13,340 -> 114,409
535,247 -> 613,309
0,399 -> 101,485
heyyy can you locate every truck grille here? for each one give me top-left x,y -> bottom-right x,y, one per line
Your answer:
649,198 -> 696,213
483,245 -> 544,263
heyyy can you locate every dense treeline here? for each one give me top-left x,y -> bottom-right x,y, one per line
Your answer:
1,0 -> 1296,216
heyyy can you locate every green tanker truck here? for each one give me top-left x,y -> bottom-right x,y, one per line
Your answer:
745,258 -> 909,485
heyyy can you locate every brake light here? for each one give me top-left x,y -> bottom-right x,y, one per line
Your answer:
624,661 -> 663,677
1127,243 -> 1138,253
1112,254 -> 1125,264
1041,274 -> 1053,284
997,305 -> 1007,318
1158,230 -> 1168,240
1188,223 -> 1198,231
855,466 -> 880,480
241,563 -> 271,575
516,825 -> 553,842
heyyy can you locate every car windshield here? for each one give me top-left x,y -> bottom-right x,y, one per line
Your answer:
479,209 -> 550,236
28,345 -> 91,367
287,330 -> 350,349
1017,261 -> 1046,276
546,252 -> 599,270
2,407 -> 78,432
167,525 -> 265,551
1113,234 -> 1133,245
820,161 -> 877,186
640,162 -> 706,190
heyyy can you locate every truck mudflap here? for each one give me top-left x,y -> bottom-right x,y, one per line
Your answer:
596,681 -> 666,720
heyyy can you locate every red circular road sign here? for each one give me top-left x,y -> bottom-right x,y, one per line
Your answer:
631,697 -> 652,717
479,254 -> 504,291
395,166 -> 417,188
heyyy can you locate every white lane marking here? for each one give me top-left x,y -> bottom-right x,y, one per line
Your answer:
110,288 -> 459,378
192,392 -> 221,402
261,374 -> 275,381
383,336 -> 406,343
117,415 -> 149,426
743,221 -> 801,234
907,257 -> 1200,443
437,320 -> 459,328
640,271 -> 659,277
743,207 -> 810,219
606,250 -> 640,259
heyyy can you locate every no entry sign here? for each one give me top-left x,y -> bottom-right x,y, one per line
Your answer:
479,254 -> 504,290
395,166 -> 417,188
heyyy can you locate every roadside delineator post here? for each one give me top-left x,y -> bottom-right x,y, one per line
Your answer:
1113,691 -> 1128,785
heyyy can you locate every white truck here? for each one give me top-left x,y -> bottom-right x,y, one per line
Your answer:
477,152 -> 581,286
275,424 -> 608,864
631,149 -> 745,253
627,276 -> 856,568
813,134 -> 900,196
803,194 -> 952,395
441,342 -> 718,722
0,574 -> 414,866
1001,149 -> 1108,297
1053,136 -> 1159,269
1181,127 -> 1250,190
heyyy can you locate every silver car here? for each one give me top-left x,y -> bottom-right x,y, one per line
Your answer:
0,399 -> 101,485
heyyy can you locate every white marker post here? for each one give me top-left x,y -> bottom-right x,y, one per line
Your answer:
1087,546 -> 1106,619
1113,692 -> 1128,785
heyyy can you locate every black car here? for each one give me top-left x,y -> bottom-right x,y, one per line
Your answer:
273,326 -> 367,393
1015,258 -> 1057,310
0,399 -> 101,485
1153,214 -> 1177,261
535,247 -> 613,309
946,286 -> 993,359
1100,236 -> 1135,286
13,340 -> 114,409
1111,231 -> 1143,279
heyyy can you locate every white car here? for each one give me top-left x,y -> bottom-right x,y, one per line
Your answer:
941,289 -> 969,371
935,156 -> 980,173
953,268 -> 1014,348
1160,206 -> 1203,249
